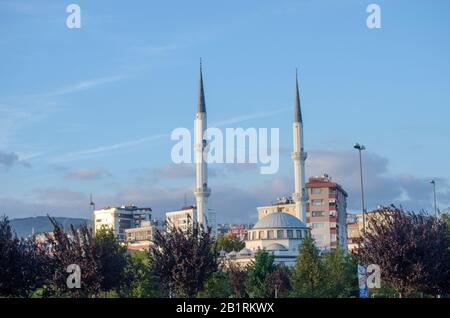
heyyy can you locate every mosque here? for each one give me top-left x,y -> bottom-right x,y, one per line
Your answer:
192,64 -> 310,266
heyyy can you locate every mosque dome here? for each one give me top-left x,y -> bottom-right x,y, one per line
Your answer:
266,243 -> 288,251
253,212 -> 307,229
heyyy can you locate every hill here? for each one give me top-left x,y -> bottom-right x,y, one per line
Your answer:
9,216 -> 91,238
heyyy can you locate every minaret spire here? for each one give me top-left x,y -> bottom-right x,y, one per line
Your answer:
294,69 -> 302,123
197,58 -> 206,113
291,69 -> 308,224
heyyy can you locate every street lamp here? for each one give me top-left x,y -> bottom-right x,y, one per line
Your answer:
430,180 -> 437,216
354,143 -> 366,234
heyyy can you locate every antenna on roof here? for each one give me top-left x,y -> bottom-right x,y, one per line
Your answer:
90,194 -> 95,211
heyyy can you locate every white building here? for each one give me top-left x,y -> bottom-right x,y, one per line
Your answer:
125,220 -> 165,251
224,212 -> 309,267
166,206 -> 196,233
93,205 -> 152,241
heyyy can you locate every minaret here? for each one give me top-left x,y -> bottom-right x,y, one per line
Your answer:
194,60 -> 212,232
291,70 -> 308,223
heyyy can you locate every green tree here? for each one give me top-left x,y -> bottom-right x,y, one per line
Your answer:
122,250 -> 165,298
93,227 -> 129,295
244,250 -> 276,298
216,234 -> 245,253
290,235 -> 325,297
198,270 -> 232,298
321,244 -> 358,297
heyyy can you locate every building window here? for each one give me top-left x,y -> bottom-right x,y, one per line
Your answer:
331,234 -> 337,242
259,231 -> 264,239
329,188 -> 337,195
312,211 -> 324,217
312,223 -> 325,229
312,199 -> 323,206
267,230 -> 274,239
311,188 -> 322,194
287,230 -> 293,238
277,230 -> 284,238
296,230 -> 302,238
312,234 -> 325,242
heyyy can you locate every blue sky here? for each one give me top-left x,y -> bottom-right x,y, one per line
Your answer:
1,0 -> 450,223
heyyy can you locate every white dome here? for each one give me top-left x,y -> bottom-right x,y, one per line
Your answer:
253,212 -> 307,229
266,243 -> 288,251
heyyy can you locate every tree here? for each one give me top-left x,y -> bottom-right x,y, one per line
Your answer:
244,250 -> 276,298
122,250 -> 164,298
150,222 -> 218,298
0,215 -> 51,297
265,265 -> 291,298
93,227 -> 129,295
227,263 -> 247,298
47,217 -> 101,298
321,244 -> 358,297
290,235 -> 325,297
216,234 -> 245,253
198,270 -> 232,298
357,206 -> 450,297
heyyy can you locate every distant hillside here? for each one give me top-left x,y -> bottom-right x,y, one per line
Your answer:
9,216 -> 91,238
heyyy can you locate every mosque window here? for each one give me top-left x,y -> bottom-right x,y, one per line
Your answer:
287,230 -> 293,238
259,231 -> 264,239
277,230 -> 284,238
296,230 -> 302,238
267,230 -> 274,239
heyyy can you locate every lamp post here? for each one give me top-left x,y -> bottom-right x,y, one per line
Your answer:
430,180 -> 437,216
354,143 -> 366,234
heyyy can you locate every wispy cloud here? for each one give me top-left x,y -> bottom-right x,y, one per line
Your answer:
51,133 -> 168,163
47,75 -> 126,97
50,108 -> 290,163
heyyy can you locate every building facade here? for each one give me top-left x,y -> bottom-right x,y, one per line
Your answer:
166,206 -> 196,233
257,174 -> 348,251
93,205 -> 152,241
125,220 -> 165,251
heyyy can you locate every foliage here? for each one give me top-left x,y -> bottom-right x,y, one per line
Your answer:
244,250 -> 276,298
46,217 -> 101,297
290,235 -> 325,297
321,244 -> 358,297
150,222 -> 218,298
357,206 -> 450,297
227,262 -> 247,298
121,251 -> 164,297
92,227 -> 129,294
265,265 -> 291,298
216,234 -> 245,253
0,215 -> 51,297
198,270 -> 232,298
